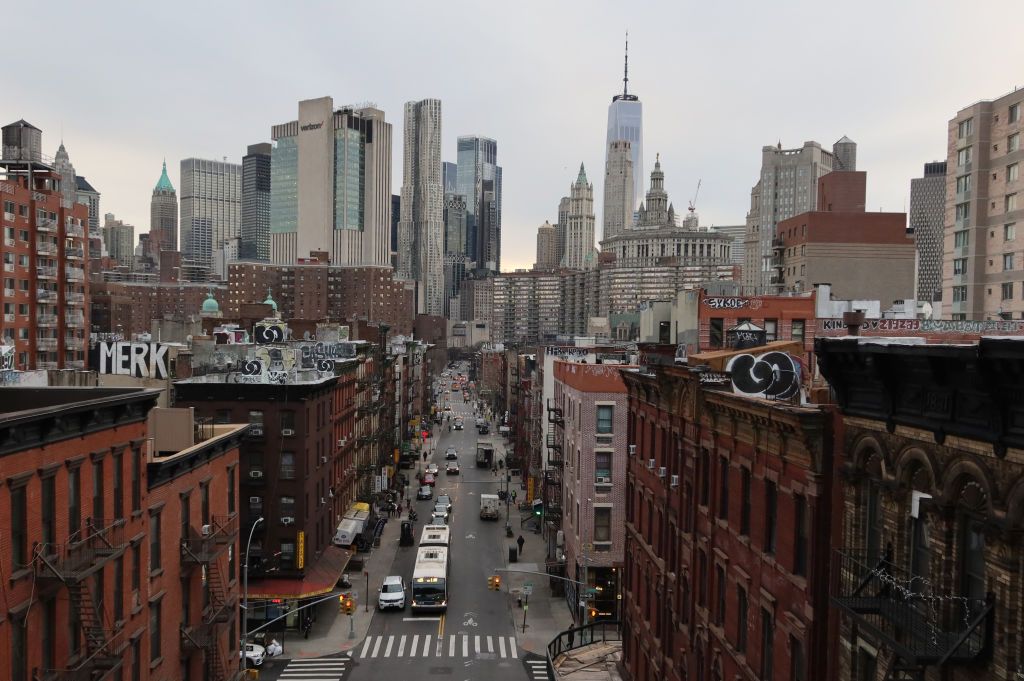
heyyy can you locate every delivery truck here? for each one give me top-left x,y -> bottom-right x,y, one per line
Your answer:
479,493 -> 500,520
476,440 -> 495,468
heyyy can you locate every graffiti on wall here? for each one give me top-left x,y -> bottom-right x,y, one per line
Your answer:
92,342 -> 170,379
0,345 -> 14,372
703,297 -> 762,310
253,321 -> 287,345
819,318 -> 1024,334
725,351 -> 801,400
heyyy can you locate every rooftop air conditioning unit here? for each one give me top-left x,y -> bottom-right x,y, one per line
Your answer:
658,467 -> 667,478
282,428 -> 295,436
249,496 -> 261,504
628,444 -> 636,457
647,458 -> 656,470
201,524 -> 212,537
249,470 -> 263,479
281,517 -> 295,526
670,474 -> 680,488
596,476 -> 612,484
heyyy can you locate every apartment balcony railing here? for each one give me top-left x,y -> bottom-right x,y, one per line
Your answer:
36,337 -> 58,351
36,240 -> 57,255
36,218 -> 56,232
65,246 -> 85,259
66,293 -> 85,306
831,549 -> 993,670
65,267 -> 85,281
35,518 -> 128,583
66,359 -> 85,369
65,315 -> 85,328
180,515 -> 239,567
37,288 -> 57,302
36,265 -> 57,279
65,224 -> 85,237
36,313 -> 58,326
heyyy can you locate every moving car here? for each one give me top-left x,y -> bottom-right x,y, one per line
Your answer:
430,511 -> 448,525
426,463 -> 439,475
432,504 -> 449,521
241,643 -> 266,668
423,473 -> 436,487
454,418 -> 464,430
446,462 -> 460,475
436,494 -> 453,512
417,486 -> 433,500
378,576 -> 406,610
445,447 -> 458,460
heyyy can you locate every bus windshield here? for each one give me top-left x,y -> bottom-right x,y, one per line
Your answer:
412,578 -> 447,604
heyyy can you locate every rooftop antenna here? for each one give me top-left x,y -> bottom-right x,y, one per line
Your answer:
623,31 -> 629,97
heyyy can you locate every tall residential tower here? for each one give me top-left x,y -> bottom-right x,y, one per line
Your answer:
910,161 -> 947,304
602,139 -> 634,241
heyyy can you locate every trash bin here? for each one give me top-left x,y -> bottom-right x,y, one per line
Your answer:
508,545 -> 518,563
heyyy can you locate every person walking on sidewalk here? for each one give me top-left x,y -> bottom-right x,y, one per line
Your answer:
517,534 -> 525,556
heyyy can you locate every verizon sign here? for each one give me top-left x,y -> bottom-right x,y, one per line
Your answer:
95,342 -> 170,379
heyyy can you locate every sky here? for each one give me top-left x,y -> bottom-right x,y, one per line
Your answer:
8,0 -> 1024,272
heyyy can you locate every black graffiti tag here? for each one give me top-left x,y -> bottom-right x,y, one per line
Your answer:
726,351 -> 801,400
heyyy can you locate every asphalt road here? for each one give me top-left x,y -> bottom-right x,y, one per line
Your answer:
338,379 -> 531,681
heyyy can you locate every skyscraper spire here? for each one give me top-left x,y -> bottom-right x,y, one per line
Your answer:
623,31 -> 629,97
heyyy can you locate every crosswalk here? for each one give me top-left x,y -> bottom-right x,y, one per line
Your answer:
279,657 -> 349,680
356,634 -> 519,659
526,658 -> 551,680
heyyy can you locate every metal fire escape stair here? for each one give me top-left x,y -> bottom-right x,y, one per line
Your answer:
67,580 -> 109,656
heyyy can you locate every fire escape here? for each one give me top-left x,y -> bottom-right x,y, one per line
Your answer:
544,399 -> 566,594
832,547 -> 994,681
34,518 -> 128,681
179,515 -> 239,681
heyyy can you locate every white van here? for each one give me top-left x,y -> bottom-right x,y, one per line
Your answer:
333,518 -> 362,547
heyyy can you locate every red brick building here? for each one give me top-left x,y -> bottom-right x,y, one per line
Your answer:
696,290 -> 816,355
0,387 -> 246,681
90,281 -> 222,336
621,361 -> 837,681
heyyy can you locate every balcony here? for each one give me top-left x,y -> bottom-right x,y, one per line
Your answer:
36,218 -> 56,232
772,237 -> 785,249
37,361 -> 58,370
36,240 -> 57,255
66,359 -> 85,369
547,400 -> 564,427
65,314 -> 85,328
36,337 -> 58,351
35,518 -> 128,583
36,265 -> 57,279
180,515 -> 239,567
37,288 -> 57,302
832,549 -> 993,670
66,292 -> 85,306
36,313 -> 58,327
65,246 -> 85,260
65,267 -> 85,281
66,224 -> 85,237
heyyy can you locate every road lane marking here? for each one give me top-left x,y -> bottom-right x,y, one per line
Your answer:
411,634 -> 419,657
474,635 -> 480,654
371,636 -> 383,658
462,634 -> 469,657
359,637 -> 372,658
384,635 -> 394,657
449,634 -> 456,657
422,635 -> 432,656
498,636 -> 506,658
397,634 -> 407,657
487,636 -> 494,653
510,637 -> 518,658
403,616 -> 440,621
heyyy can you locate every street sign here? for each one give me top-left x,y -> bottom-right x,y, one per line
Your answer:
523,584 -> 533,596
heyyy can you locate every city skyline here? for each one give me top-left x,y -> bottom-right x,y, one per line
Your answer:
8,1 -> 1022,272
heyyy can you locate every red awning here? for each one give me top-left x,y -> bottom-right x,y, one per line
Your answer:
246,546 -> 351,600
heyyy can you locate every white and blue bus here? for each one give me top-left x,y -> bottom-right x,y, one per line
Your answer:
419,524 -> 451,548
411,546 -> 449,612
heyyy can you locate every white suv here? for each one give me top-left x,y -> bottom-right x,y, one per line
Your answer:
240,643 -> 266,667
378,575 -> 406,610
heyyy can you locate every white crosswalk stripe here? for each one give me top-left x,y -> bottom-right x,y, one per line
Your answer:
279,657 -> 348,681
357,634 -> 519,659
526,659 -> 550,679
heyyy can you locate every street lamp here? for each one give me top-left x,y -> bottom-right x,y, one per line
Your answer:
241,516 -> 264,670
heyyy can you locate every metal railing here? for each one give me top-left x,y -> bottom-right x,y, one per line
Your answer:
65,246 -> 85,259
37,288 -> 57,302
546,621 -> 621,681
36,337 -> 58,350
181,516 -> 240,566
832,549 -> 993,666
34,518 -> 128,582
65,267 -> 85,281
66,224 -> 85,237
36,265 -> 57,278
36,240 -> 57,255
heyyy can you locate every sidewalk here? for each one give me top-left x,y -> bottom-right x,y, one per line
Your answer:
267,512 -> 406,661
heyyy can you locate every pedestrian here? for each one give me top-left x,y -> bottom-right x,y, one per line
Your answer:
517,534 -> 525,556
511,489 -> 517,504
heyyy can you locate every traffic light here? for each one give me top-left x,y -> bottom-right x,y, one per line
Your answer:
345,598 -> 355,615
589,608 -> 598,620
488,575 -> 501,590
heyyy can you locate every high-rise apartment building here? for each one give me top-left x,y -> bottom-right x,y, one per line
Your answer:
443,252 -> 469,319
943,89 -> 1024,320
0,119 -> 89,371
391,194 -> 400,256
76,176 -> 102,262
180,157 -> 241,267
555,196 -> 570,267
606,39 -> 643,208
398,99 -> 445,315
240,143 -> 271,261
602,140 -> 634,241
269,97 -> 392,267
442,161 -> 458,193
561,164 -> 596,270
910,161 -> 947,303
742,139 -> 848,293
150,160 -> 178,258
456,135 -> 502,272
103,212 -> 135,268
534,220 -> 558,271
444,192 -> 467,256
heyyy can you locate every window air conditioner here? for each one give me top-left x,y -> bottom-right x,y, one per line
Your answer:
328,489 -> 334,498
281,517 -> 295,526
250,470 -> 263,479
670,474 -> 680,488
321,456 -> 328,464
338,438 -> 347,447
628,444 -> 636,457
596,476 -> 612,484
249,496 -> 261,504
647,458 -> 656,470
320,497 -> 326,505
282,428 -> 295,436
556,530 -> 564,547
658,467 -> 667,478
201,524 -> 212,537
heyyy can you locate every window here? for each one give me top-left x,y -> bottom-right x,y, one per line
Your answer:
709,317 -> 724,348
910,511 -> 931,592
764,319 -> 777,342
249,496 -> 263,517
1010,133 -> 1020,153
865,481 -> 883,563
1011,102 -> 1021,123
764,480 -> 777,554
228,468 -> 236,515
1007,193 -> 1018,213
280,451 -> 296,479
953,258 -> 967,275
114,556 -> 124,623
131,639 -> 141,681
201,482 -> 210,525
68,467 -> 81,537
42,476 -> 56,545
1005,253 -> 1015,271
150,511 -> 161,572
280,540 -> 296,570
595,451 -> 612,483
715,565 -> 726,626
132,448 -> 141,512
1007,223 -> 1017,241
596,405 -> 613,434
952,286 -> 968,303
69,595 -> 81,655
698,549 -> 708,606
718,457 -> 729,520
960,517 -> 986,601
12,615 -> 27,681
11,484 -> 26,568
790,636 -> 805,681
790,319 -> 805,343
740,468 -> 751,536
280,410 -> 296,433
92,460 -> 104,520
957,146 -> 973,167
131,543 -> 141,591
280,496 -> 296,520
856,648 -> 877,681
113,452 -> 123,520
180,495 -> 191,541
1009,163 -> 1020,183
957,118 -> 973,138
214,409 -> 231,424
1003,282 -> 1014,300
700,450 -> 710,507
594,507 -> 612,542
42,597 -> 56,671
737,586 -> 748,653
956,174 -> 972,193
794,494 -> 808,576
956,202 -> 970,221
761,608 -> 775,680
954,230 -> 969,248
150,598 -> 162,662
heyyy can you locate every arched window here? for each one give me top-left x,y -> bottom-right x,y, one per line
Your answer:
957,479 -> 988,601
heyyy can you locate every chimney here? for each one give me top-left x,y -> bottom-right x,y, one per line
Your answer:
843,310 -> 866,336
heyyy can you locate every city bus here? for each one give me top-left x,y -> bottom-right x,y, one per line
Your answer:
411,546 -> 449,612
419,524 -> 451,548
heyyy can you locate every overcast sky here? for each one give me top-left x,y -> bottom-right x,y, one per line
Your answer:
9,1 -> 1023,271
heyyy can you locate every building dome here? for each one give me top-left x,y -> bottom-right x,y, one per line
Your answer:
201,292 -> 220,314
263,289 -> 278,313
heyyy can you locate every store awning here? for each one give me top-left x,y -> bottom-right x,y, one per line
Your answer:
246,546 -> 351,600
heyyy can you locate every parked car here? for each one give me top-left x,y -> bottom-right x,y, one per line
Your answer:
241,643 -> 266,667
417,486 -> 433,500
446,462 -> 460,475
436,494 -> 453,512
430,512 -> 448,525
432,504 -> 449,521
445,447 -> 458,460
378,576 -> 406,610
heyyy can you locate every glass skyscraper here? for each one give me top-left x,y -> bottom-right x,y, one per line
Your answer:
456,136 -> 502,272
180,157 -> 242,267
241,143 -> 271,261
605,38 -> 643,209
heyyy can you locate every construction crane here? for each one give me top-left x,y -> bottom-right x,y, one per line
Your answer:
688,179 -> 702,215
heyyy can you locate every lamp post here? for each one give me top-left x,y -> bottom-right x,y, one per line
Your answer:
241,516 -> 264,670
